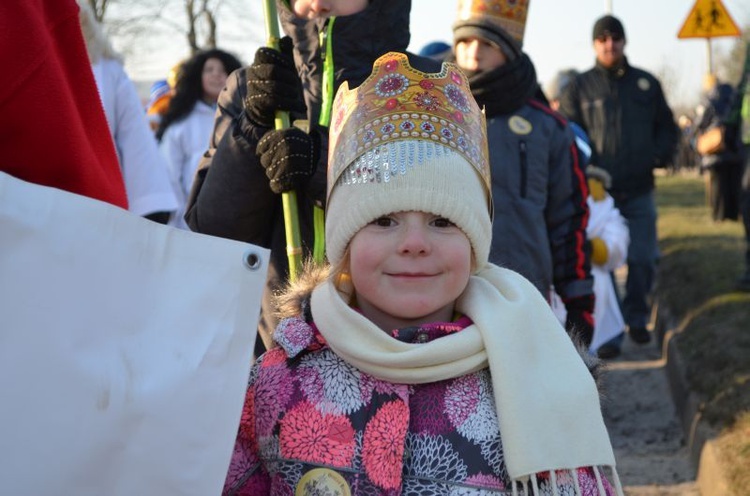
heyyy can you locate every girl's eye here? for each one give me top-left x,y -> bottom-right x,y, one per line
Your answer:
371,216 -> 394,227
432,217 -> 455,228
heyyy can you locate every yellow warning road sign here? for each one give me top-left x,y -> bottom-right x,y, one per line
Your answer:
678,0 -> 741,39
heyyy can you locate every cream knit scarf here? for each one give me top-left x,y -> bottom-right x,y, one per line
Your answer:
311,264 -> 622,494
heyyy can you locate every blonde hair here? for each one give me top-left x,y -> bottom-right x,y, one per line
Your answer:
329,248 -> 354,304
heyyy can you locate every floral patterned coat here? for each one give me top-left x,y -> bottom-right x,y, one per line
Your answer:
223,297 -> 613,495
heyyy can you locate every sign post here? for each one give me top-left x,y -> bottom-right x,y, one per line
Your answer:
677,0 -> 742,75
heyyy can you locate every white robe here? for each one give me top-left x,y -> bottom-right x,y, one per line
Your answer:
159,100 -> 216,230
551,194 -> 630,352
92,58 -> 178,217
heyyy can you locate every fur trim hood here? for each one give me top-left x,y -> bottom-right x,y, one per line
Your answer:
273,261 -> 330,321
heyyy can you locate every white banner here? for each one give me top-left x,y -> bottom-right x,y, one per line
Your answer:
0,172 -> 268,495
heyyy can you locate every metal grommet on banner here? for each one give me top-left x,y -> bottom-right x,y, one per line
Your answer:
242,250 -> 262,271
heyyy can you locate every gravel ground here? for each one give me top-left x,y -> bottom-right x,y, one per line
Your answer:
600,332 -> 700,495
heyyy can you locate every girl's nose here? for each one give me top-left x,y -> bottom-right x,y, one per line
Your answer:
398,223 -> 431,255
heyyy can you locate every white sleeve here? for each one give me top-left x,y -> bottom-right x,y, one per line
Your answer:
111,61 -> 178,217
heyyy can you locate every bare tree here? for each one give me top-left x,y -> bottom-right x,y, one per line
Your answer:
85,0 -> 109,22
88,0 -> 256,56
184,0 -> 222,54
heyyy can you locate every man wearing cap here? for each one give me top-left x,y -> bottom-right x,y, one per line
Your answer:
559,15 -> 678,345
453,0 -> 596,347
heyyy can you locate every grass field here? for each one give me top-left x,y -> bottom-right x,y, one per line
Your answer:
655,171 -> 750,494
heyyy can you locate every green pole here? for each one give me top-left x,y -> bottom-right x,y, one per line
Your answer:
262,0 -> 303,281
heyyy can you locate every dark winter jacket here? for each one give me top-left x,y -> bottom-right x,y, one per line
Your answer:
558,58 -> 678,200
184,0 -> 440,349
467,54 -> 594,307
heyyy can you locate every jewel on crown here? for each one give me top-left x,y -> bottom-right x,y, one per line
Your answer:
327,52 -> 490,201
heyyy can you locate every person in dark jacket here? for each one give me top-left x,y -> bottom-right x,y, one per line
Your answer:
452,0 -> 596,347
184,0 -> 441,353
559,14 -> 678,346
694,75 -> 743,222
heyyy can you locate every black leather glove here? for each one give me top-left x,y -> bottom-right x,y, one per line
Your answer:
244,38 -> 306,128
256,127 -> 320,194
564,295 -> 595,348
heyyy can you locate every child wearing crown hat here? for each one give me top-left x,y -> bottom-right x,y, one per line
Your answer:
452,0 -> 597,348
222,52 -> 621,496
184,0 -> 444,357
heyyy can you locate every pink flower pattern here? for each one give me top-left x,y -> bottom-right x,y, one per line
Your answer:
221,317 -> 616,495
280,401 -> 356,467
362,400 -> 409,490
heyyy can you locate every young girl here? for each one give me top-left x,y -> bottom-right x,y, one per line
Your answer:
223,53 -> 622,496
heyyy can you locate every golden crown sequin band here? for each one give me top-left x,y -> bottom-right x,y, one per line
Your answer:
327,52 -> 490,201
456,0 -> 530,43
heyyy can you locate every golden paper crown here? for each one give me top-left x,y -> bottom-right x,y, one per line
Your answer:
327,52 -> 490,204
456,0 -> 530,44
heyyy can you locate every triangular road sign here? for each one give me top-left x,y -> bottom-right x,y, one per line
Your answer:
678,0 -> 741,39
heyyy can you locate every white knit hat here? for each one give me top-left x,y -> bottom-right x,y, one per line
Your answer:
326,53 -> 492,268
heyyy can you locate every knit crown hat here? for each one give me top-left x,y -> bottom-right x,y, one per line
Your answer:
453,0 -> 530,60
326,52 -> 492,269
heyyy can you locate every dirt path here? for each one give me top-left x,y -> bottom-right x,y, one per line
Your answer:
601,333 -> 699,495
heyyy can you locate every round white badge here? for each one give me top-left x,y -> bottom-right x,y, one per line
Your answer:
296,468 -> 351,496
508,115 -> 532,135
637,77 -> 650,91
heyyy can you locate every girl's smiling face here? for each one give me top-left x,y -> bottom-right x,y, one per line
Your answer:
348,211 -> 473,332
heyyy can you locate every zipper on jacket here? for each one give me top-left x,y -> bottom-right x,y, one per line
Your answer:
519,140 -> 528,198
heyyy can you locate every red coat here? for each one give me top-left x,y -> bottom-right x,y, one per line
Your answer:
0,0 -> 127,209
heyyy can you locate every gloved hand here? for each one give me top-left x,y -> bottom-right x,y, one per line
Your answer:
590,237 -> 609,266
256,127 -> 320,194
244,38 -> 306,128
564,295 -> 595,347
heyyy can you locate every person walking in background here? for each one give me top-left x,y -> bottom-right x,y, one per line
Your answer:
146,61 -> 184,133
145,79 -> 171,132
559,14 -> 678,346
452,0 -> 596,347
694,74 -> 743,222
156,48 -> 241,229
552,167 -> 630,359
223,52 -> 621,496
77,1 -> 177,224
547,70 -> 630,359
184,0 -> 442,353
